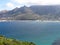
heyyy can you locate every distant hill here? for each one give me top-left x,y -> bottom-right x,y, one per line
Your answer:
0,5 -> 60,20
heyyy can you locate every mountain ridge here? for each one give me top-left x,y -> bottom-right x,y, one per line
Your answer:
0,5 -> 60,20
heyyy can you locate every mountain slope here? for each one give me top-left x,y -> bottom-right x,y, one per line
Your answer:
1,5 -> 60,20
30,5 -> 60,20
30,5 -> 60,15
0,6 -> 40,20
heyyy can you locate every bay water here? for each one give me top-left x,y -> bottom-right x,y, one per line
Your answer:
0,21 -> 60,45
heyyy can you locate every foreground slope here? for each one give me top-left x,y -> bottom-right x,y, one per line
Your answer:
0,35 -> 35,45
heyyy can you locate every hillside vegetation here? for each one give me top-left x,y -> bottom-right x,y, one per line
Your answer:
0,35 -> 35,45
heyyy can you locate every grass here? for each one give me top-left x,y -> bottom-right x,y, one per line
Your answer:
0,35 -> 36,45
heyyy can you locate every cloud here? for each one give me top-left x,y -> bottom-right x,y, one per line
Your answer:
0,0 -> 60,10
38,0 -> 60,5
11,0 -> 41,7
14,0 -> 29,4
4,0 -> 60,10
6,2 -> 15,8
11,0 -> 60,6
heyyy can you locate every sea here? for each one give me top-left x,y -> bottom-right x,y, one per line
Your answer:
0,20 -> 60,45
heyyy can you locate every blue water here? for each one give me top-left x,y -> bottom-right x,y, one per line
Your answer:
0,21 -> 60,45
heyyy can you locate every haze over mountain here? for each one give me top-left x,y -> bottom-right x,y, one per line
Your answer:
0,5 -> 60,20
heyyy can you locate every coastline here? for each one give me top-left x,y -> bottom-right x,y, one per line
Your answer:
0,20 -> 60,22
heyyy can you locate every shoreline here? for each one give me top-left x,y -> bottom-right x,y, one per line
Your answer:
0,20 -> 60,22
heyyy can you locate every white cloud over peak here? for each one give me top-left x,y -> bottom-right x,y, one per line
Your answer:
6,2 -> 15,8
3,0 -> 60,10
11,0 -> 40,5
11,0 -> 60,5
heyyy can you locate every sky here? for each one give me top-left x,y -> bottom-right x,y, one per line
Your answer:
0,0 -> 60,10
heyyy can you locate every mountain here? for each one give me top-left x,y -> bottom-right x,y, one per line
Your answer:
30,5 -> 60,15
1,5 -> 60,20
0,6 -> 40,20
30,5 -> 60,20
13,6 -> 40,20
